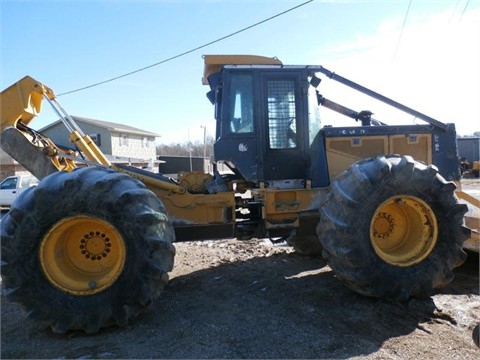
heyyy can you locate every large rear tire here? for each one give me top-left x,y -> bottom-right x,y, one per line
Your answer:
317,155 -> 469,301
1,167 -> 175,333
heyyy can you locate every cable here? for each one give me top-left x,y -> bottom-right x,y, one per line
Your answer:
58,0 -> 314,96
392,0 -> 412,64
459,0 -> 470,21
450,0 -> 470,23
449,0 -> 461,23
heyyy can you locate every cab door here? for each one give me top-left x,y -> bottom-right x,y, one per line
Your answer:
259,72 -> 309,183
213,71 -> 259,182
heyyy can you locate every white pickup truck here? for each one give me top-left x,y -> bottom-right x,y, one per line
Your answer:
0,175 -> 39,207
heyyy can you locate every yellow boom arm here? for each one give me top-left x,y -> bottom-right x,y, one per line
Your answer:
0,76 -> 110,175
1,75 -> 55,130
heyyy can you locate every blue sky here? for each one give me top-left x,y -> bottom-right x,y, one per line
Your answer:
1,0 -> 479,144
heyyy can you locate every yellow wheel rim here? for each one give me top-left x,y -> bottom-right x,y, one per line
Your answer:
370,195 -> 438,267
40,215 -> 126,295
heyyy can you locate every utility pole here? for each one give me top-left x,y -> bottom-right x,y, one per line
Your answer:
200,125 -> 207,173
188,128 -> 192,171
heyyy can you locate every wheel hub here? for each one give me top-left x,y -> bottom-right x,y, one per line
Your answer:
370,195 -> 438,267
40,215 -> 126,295
372,212 -> 395,238
81,231 -> 112,260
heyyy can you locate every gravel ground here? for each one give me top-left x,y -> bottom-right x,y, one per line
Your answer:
1,238 -> 479,359
1,180 -> 479,359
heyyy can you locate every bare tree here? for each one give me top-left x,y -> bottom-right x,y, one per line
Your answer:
157,135 -> 214,157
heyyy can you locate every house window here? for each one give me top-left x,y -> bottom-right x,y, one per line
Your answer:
142,137 -> 149,148
89,133 -> 101,146
120,133 -> 128,146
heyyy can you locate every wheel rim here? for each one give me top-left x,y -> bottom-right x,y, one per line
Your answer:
40,215 -> 126,295
370,195 -> 438,267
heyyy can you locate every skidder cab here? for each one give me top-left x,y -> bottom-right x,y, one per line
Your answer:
203,55 -> 461,189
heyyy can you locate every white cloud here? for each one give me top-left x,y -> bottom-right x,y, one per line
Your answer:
314,7 -> 480,135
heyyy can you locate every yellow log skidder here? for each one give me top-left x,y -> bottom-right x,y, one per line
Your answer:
1,55 -> 478,333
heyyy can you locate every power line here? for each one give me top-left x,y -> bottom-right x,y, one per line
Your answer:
58,0 -> 314,96
459,0 -> 471,21
449,0 -> 461,23
392,0 -> 412,65
450,0 -> 471,23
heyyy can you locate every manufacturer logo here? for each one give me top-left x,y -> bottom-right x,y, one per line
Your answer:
238,143 -> 248,152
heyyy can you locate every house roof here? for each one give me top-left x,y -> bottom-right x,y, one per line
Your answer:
40,116 -> 161,137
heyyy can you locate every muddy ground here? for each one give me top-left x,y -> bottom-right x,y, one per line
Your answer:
1,238 -> 478,359
1,180 -> 479,359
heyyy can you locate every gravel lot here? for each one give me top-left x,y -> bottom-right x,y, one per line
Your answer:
1,237 -> 479,359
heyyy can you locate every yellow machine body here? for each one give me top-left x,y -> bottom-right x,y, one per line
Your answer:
0,69 -> 478,250
325,134 -> 432,180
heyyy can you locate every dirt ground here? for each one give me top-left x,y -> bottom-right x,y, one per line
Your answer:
1,181 -> 479,359
1,239 -> 478,359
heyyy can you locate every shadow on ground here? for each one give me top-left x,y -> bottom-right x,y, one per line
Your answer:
1,250 -> 478,359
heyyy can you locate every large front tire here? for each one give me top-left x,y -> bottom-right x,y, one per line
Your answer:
285,211 -> 323,256
317,155 -> 469,301
1,167 -> 175,333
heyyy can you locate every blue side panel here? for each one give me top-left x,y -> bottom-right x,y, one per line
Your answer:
309,129 -> 329,187
431,124 -> 461,181
323,124 -> 431,137
213,136 -> 259,182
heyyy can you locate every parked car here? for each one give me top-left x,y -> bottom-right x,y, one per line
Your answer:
0,175 -> 39,207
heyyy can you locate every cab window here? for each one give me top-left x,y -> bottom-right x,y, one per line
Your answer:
266,79 -> 297,149
227,73 -> 254,134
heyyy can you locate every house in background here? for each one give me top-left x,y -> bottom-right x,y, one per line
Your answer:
39,116 -> 161,171
0,148 -> 32,179
0,116 -> 161,180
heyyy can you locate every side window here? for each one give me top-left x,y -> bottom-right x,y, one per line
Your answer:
89,133 -> 101,146
1,178 -> 17,190
227,74 -> 254,134
266,79 -> 297,149
19,176 -> 38,188
20,177 -> 30,188
308,84 -> 321,145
